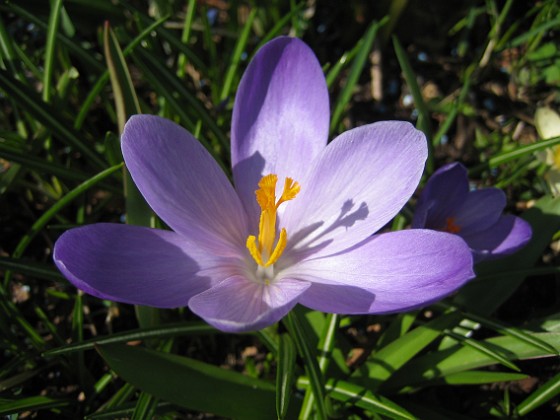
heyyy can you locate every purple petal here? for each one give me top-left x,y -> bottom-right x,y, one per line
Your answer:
122,115 -> 248,254
188,276 -> 310,332
281,121 -> 427,258
284,229 -> 474,313
453,188 -> 506,235
231,37 -> 329,225
412,162 -> 469,229
462,215 -> 532,262
53,224 -> 242,307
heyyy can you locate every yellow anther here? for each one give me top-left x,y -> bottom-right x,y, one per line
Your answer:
444,217 -> 461,234
246,174 -> 300,268
265,228 -> 287,267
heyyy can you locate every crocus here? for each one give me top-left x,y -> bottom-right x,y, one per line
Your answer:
412,162 -> 532,263
54,37 -> 474,332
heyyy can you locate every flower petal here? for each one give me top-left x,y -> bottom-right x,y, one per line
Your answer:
412,162 -> 469,229
454,188 -> 506,235
122,115 -> 248,254
53,223 -> 241,307
285,229 -> 474,313
282,121 -> 427,257
462,215 -> 532,262
188,276 -> 310,332
231,37 -> 329,223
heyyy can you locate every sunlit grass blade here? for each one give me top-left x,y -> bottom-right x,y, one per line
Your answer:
354,311 -> 462,389
284,310 -> 328,420
382,332 -> 560,392
276,333 -> 297,420
74,15 -> 169,130
176,0 -> 196,78
297,377 -> 416,420
0,69 -> 105,169
516,371 -> 560,416
444,330 -> 520,372
330,18 -> 387,134
255,2 -> 306,50
96,343 -> 276,419
8,163 -> 123,264
42,0 -> 63,103
43,321 -> 216,356
439,370 -> 528,385
0,396 -> 70,416
219,8 -> 256,101
392,35 -> 433,172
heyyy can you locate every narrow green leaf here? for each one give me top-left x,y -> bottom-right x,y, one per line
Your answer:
382,332 -> 560,392
0,396 -> 70,415
220,8 -> 256,101
517,371 -> 560,416
297,377 -> 415,420
440,370 -> 528,385
285,310 -> 328,420
330,19 -> 387,133
43,321 -> 216,356
176,0 -> 196,78
276,333 -> 297,420
131,392 -> 158,420
0,256 -> 63,282
9,163 -> 123,263
355,311 -> 462,389
96,344 -> 276,419
0,69 -> 105,168
393,35 -> 433,172
43,0 -> 64,103
103,22 -> 141,132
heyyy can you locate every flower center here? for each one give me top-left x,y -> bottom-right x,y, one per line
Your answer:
444,217 -> 461,234
246,174 -> 300,270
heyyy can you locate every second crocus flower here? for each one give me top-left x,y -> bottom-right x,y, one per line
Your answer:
412,162 -> 532,263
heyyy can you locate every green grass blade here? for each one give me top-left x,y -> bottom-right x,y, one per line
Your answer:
355,311 -> 462,389
276,333 -> 297,420
440,370 -> 528,385
285,310 -> 328,420
43,322 -> 216,356
382,332 -> 560,392
176,0 -> 196,78
516,371 -> 560,416
393,35 -> 433,172
96,343 -> 276,419
0,396 -> 70,416
0,69 -> 105,169
219,8 -> 256,101
42,0 -> 63,103
8,163 -> 123,277
0,256 -> 62,282
330,19 -> 387,133
297,377 -> 416,420
131,392 -> 158,420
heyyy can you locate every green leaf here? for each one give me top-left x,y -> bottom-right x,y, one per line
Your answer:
276,333 -> 297,420
393,35 -> 433,172
330,19 -> 386,133
439,370 -> 528,385
43,0 -> 64,103
354,311 -> 462,389
96,343 -> 276,419
0,396 -> 70,416
43,321 -> 216,356
297,377 -> 416,420
516,371 -> 560,416
382,332 -> 560,392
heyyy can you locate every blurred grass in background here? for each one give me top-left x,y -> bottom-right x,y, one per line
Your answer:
1,0 -> 560,418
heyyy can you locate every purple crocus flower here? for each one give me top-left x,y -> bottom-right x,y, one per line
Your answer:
412,162 -> 532,263
54,37 -> 474,332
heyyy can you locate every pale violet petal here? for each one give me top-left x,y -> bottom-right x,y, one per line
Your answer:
283,229 -> 474,313
122,115 -> 248,255
282,121 -> 427,258
231,37 -> 329,226
53,224 -> 244,308
188,276 -> 310,332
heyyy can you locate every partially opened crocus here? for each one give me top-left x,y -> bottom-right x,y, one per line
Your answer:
54,37 -> 474,332
412,162 -> 532,263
